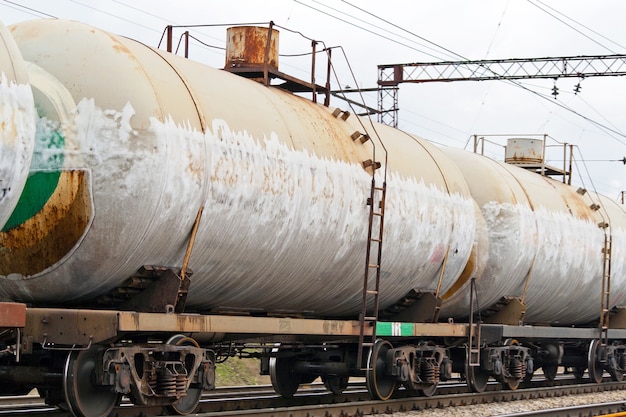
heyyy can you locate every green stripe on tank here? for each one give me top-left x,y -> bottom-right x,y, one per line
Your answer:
2,170 -> 62,231
2,125 -> 65,232
376,322 -> 414,337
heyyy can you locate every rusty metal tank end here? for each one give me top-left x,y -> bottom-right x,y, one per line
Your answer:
505,138 -> 544,165
225,26 -> 279,70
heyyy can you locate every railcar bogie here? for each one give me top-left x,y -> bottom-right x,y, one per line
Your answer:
0,330 -> 216,416
265,342 -> 356,396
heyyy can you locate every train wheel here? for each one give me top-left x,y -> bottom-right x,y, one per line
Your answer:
610,367 -> 624,382
418,383 -> 438,397
587,339 -> 604,384
542,365 -> 558,382
366,339 -> 397,400
572,366 -> 586,381
465,363 -> 489,393
608,355 -> 624,382
165,335 -> 202,415
63,347 -> 121,417
269,345 -> 301,398
501,359 -> 521,390
322,376 -> 349,395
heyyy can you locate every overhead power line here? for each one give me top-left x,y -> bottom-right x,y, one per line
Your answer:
292,0 -> 452,60
339,0 -> 465,61
2,0 -> 56,18
528,0 -> 626,53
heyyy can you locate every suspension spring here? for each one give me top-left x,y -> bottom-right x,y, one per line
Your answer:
510,357 -> 524,379
176,374 -> 188,397
147,369 -> 158,393
420,361 -> 440,384
157,370 -> 177,397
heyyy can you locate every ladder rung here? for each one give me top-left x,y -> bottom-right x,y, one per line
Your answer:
374,186 -> 385,191
366,290 -> 379,295
370,238 -> 382,243
373,211 -> 383,216
364,316 -> 378,321
361,342 -> 374,348
368,264 -> 380,269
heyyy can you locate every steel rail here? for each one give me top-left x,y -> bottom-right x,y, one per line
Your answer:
1,379 -> 625,417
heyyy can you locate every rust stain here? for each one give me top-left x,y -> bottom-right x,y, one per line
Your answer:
226,27 -> 278,69
505,139 -> 543,165
111,41 -> 132,56
177,314 -> 209,332
506,152 -> 542,164
0,170 -> 91,275
564,188 -> 597,221
0,302 -> 26,327
442,252 -> 476,301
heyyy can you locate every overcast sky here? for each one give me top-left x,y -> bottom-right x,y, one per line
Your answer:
1,0 -> 625,199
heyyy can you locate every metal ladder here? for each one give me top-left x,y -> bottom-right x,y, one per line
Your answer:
600,233 -> 613,348
467,278 -> 481,366
357,178 -> 387,369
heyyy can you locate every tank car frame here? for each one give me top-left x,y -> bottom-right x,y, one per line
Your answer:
2,294 -> 626,417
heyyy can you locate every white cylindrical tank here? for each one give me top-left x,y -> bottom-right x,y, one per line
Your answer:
439,149 -> 536,319
440,148 -> 626,324
0,20 -> 475,317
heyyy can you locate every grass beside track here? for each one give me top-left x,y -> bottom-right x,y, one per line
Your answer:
216,356 -> 271,386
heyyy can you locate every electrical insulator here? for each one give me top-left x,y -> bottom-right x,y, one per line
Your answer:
551,84 -> 559,98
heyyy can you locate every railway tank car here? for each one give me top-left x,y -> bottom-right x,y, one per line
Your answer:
0,18 -> 625,417
0,18 -> 476,317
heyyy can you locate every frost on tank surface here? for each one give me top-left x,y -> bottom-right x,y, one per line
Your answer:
0,95 -> 476,317
523,207 -> 604,323
0,73 -> 35,230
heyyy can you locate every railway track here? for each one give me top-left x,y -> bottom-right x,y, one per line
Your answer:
1,377 -> 625,417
